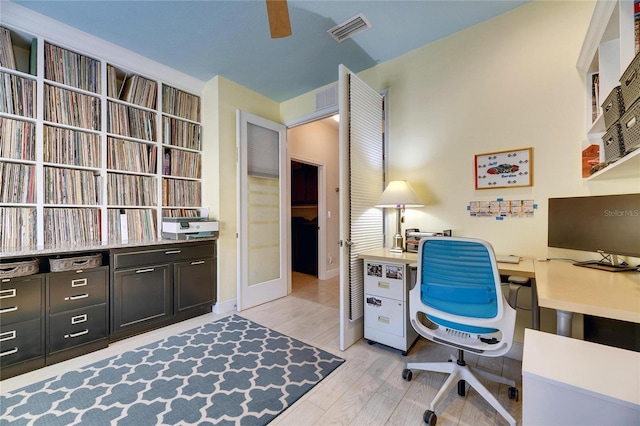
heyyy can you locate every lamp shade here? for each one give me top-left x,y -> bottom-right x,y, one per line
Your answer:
375,180 -> 424,208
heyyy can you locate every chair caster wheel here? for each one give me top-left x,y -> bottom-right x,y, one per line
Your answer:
457,380 -> 466,396
423,410 -> 437,425
508,386 -> 519,401
402,368 -> 412,381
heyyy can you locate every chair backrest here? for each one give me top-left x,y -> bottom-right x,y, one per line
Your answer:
409,236 -> 516,356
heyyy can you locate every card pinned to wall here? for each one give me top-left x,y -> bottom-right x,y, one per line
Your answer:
469,199 -> 536,219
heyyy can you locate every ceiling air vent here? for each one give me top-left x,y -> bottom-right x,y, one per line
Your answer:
328,13 -> 371,43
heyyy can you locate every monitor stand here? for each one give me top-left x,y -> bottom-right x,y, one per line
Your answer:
573,260 -> 637,272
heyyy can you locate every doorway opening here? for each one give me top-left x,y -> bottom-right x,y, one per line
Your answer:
291,160 -> 319,277
288,115 -> 340,308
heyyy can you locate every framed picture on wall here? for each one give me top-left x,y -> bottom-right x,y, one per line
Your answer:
475,147 -> 533,190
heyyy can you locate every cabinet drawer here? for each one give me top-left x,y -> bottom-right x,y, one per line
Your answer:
0,318 -> 43,366
112,242 -> 214,269
48,304 -> 107,353
0,275 -> 43,325
364,294 -> 404,337
364,261 -> 405,301
48,267 -> 108,314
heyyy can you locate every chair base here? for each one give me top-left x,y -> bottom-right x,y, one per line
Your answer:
406,353 -> 517,426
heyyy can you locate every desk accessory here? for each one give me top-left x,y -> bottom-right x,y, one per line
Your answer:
375,180 -> 424,252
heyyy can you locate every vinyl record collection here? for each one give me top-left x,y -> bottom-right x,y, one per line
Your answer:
44,42 -> 100,92
0,26 -> 203,249
108,137 -> 157,174
44,166 -> 99,205
0,71 -> 35,117
0,117 -> 35,160
44,125 -> 101,168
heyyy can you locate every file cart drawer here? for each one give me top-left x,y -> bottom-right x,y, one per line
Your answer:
0,275 -> 43,325
48,267 -> 108,314
364,294 -> 404,337
364,261 -> 405,301
0,318 -> 43,365
48,304 -> 107,353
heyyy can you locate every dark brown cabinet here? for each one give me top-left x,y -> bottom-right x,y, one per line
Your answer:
0,239 -> 217,378
0,274 -> 45,380
110,240 -> 216,341
291,161 -> 318,205
46,265 -> 109,364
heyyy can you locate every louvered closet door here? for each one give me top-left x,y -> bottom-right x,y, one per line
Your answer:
338,64 -> 384,351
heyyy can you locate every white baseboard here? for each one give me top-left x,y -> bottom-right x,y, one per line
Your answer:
213,298 -> 238,315
324,268 -> 340,279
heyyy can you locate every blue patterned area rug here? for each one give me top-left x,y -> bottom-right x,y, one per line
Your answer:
0,314 -> 344,425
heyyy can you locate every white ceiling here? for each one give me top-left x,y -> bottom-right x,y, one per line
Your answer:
7,0 -> 531,102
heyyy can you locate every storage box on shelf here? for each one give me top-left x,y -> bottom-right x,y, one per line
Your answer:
578,1 -> 640,180
602,123 -> 625,163
601,86 -> 625,129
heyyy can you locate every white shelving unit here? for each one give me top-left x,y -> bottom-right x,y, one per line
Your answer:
577,0 -> 640,180
0,23 -> 203,251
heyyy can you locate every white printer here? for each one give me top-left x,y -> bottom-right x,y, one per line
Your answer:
162,217 -> 219,240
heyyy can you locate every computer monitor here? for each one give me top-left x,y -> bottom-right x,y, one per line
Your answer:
547,193 -> 640,271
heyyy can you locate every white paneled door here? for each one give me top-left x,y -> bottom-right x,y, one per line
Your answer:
338,65 -> 385,351
236,110 -> 288,311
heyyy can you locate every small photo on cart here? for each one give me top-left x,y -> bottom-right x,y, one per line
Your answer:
386,265 -> 402,279
367,263 -> 382,277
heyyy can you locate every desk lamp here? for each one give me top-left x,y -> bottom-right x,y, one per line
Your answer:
375,180 -> 424,252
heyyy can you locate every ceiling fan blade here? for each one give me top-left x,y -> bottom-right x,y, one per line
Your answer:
266,0 -> 292,38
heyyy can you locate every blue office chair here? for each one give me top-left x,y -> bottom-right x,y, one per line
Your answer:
402,237 -> 518,426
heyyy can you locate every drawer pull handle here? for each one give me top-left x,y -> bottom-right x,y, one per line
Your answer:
72,278 -> 87,287
0,289 -> 16,299
136,268 -> 155,274
65,329 -> 89,339
0,347 -> 18,357
0,306 -> 18,314
66,294 -> 89,301
0,330 -> 16,342
190,260 -> 205,265
377,281 -> 390,289
71,314 -> 88,324
165,250 -> 182,255
378,315 -> 390,324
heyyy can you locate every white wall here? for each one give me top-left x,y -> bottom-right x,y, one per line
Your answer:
284,0 -> 639,264
201,76 -> 281,310
289,119 -> 340,278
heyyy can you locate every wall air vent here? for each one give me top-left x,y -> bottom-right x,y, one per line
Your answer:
327,13 -> 371,43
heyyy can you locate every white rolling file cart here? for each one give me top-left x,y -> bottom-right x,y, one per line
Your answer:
360,249 -> 419,356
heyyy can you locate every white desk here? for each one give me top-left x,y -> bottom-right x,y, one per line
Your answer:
523,329 -> 640,425
534,261 -> 640,336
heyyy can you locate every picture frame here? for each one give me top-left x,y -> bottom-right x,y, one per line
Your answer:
475,147 -> 533,190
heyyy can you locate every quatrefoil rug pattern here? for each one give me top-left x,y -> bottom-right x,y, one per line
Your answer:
0,314 -> 344,425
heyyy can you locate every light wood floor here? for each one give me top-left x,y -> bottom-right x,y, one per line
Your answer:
1,273 -> 523,425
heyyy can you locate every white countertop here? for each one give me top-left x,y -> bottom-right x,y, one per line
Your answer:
0,236 -> 218,260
